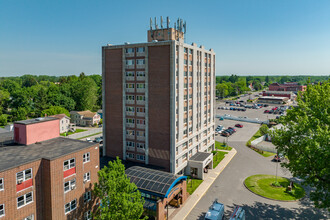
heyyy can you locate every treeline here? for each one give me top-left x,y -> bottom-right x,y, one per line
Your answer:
0,73 -> 102,126
216,75 -> 329,98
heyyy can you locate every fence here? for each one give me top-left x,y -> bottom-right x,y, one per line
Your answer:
67,128 -> 103,139
216,115 -> 269,124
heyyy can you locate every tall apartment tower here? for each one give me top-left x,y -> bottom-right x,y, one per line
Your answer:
103,18 -> 215,175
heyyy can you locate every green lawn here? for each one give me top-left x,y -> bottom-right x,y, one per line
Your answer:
215,141 -> 232,151
246,129 -> 263,146
244,174 -> 305,201
60,129 -> 87,136
186,176 -> 203,195
213,151 -> 228,168
261,151 -> 276,157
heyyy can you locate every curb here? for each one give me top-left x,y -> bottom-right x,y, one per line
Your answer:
243,176 -> 304,202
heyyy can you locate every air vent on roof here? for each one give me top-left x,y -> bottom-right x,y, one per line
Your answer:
35,117 -> 45,121
124,42 -> 130,45
152,40 -> 158,42
35,142 -> 42,144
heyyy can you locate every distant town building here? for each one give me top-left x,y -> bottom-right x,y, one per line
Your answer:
97,109 -> 103,119
269,82 -> 306,93
258,96 -> 289,104
50,114 -> 74,133
262,91 -> 296,100
102,18 -> 215,177
70,110 -> 101,127
0,117 -> 99,219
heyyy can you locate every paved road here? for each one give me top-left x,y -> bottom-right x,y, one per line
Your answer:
186,113 -> 328,219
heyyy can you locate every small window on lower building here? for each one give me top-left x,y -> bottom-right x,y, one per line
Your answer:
23,214 -> 34,220
0,204 -> 4,217
65,199 -> 77,214
0,178 -> 3,191
83,172 -> 90,183
84,191 -> 92,203
84,210 -> 92,220
136,155 -> 145,161
17,192 -> 33,208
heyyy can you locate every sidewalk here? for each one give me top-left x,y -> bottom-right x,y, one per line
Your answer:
170,148 -> 237,220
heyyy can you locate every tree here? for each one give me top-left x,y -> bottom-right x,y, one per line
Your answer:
271,81 -> 330,210
0,114 -> 8,126
93,157 -> 145,220
265,75 -> 269,83
41,106 -> 70,117
72,78 -> 98,110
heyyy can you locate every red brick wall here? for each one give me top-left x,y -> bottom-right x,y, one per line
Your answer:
148,45 -> 171,171
104,48 -> 124,159
0,144 -> 99,220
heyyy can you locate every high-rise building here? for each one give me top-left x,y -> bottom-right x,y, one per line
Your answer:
102,18 -> 215,176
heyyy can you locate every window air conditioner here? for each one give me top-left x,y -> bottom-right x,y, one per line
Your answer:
17,179 -> 23,184
71,185 -> 76,190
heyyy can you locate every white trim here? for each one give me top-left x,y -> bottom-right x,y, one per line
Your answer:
83,152 -> 90,163
63,158 -> 75,171
83,172 -> 90,182
64,199 -> 77,215
16,168 -> 32,184
17,191 -> 33,209
64,178 -> 76,193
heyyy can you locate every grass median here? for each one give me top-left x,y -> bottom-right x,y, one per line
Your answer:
213,151 -> 228,168
244,174 -> 305,201
187,176 -> 203,195
215,141 -> 232,151
60,129 -> 87,136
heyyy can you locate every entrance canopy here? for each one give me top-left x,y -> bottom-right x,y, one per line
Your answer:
187,152 -> 213,180
126,166 -> 187,198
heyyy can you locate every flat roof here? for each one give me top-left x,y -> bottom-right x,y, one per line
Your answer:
125,166 -> 187,198
189,152 -> 212,162
0,137 -> 96,172
259,96 -> 288,100
14,117 -> 58,125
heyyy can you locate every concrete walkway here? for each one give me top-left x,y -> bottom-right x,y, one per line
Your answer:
170,148 -> 237,220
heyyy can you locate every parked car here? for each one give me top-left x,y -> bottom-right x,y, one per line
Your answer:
263,104 -> 269,107
264,110 -> 269,113
235,124 -> 243,128
94,137 -> 102,143
230,206 -> 246,220
221,131 -> 230,137
86,138 -> 93,143
228,127 -> 237,132
204,200 -> 225,220
219,117 -> 224,121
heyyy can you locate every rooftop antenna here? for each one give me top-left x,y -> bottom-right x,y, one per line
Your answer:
154,17 -> 158,29
183,21 -> 186,34
180,19 -> 183,32
167,16 -> 170,28
160,16 -> 163,29
150,18 -> 153,30
177,18 -> 180,30
174,22 -> 176,31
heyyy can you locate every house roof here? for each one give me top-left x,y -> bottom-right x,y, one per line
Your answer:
50,114 -> 70,120
0,137 -> 97,172
71,110 -> 97,118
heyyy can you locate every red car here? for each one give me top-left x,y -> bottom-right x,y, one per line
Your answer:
264,110 -> 269,113
235,124 -> 243,128
228,127 -> 237,132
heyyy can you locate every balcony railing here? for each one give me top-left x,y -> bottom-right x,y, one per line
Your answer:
126,64 -> 135,69
125,52 -> 134,57
136,112 -> 145,117
126,123 -> 135,128
136,88 -> 145,93
126,135 -> 135,140
126,88 -> 135,93
126,76 -> 135,81
136,76 -> 145,81
137,136 -> 145,141
125,100 -> 135,105
136,64 -> 145,69
136,52 -> 145,57
137,124 -> 145,129
136,100 -> 145,105
126,112 -> 135,116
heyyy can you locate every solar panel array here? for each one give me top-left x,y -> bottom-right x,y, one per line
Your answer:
125,166 -> 180,196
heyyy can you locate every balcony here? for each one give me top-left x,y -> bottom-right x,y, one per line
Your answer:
136,100 -> 145,105
136,88 -> 145,93
136,64 -> 145,69
137,124 -> 145,129
126,123 -> 135,128
136,112 -> 145,117
125,100 -> 135,105
126,88 -> 135,93
126,135 -> 135,140
126,64 -> 135,69
125,52 -> 134,57
126,112 -> 135,117
137,136 -> 145,141
126,76 -> 135,81
136,51 -> 145,57
137,147 -> 145,153
136,76 -> 145,81
127,146 -> 135,151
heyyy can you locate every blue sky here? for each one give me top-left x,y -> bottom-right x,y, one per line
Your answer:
0,0 -> 329,76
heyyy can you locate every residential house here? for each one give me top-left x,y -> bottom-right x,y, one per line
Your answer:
70,110 -> 101,127
50,114 -> 74,133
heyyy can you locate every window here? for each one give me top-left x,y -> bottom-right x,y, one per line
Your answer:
136,95 -> 145,101
136,71 -> 145,77
126,83 -> 134,88
184,71 -> 187,76
136,59 -> 145,65
63,159 -> 75,171
16,169 -> 32,184
0,178 -> 3,191
126,118 -> 135,124
136,83 -> 145,88
126,95 -> 135,100
126,59 -> 134,65
189,49 -> 193,54
125,71 -> 134,77
23,214 -> 34,220
136,155 -> 145,161
125,48 -> 134,53
136,143 -> 145,150
126,106 -> 135,113
136,119 -> 145,125
136,107 -> 145,113
184,59 -> 188,65
84,191 -> 91,203
83,152 -> 90,163
17,192 -> 33,208
184,48 -> 188,53
84,210 -> 92,220
84,172 -> 90,182
126,141 -> 135,148
126,152 -> 135,159
137,47 -> 145,53
126,130 -> 135,136
0,204 -> 4,217
65,199 -> 77,214
136,131 -> 145,137
64,178 -> 76,193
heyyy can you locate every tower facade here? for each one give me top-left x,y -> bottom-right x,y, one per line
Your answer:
103,19 -> 215,174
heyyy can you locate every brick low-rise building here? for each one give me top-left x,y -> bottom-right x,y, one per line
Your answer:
0,117 -> 99,220
269,82 -> 306,93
